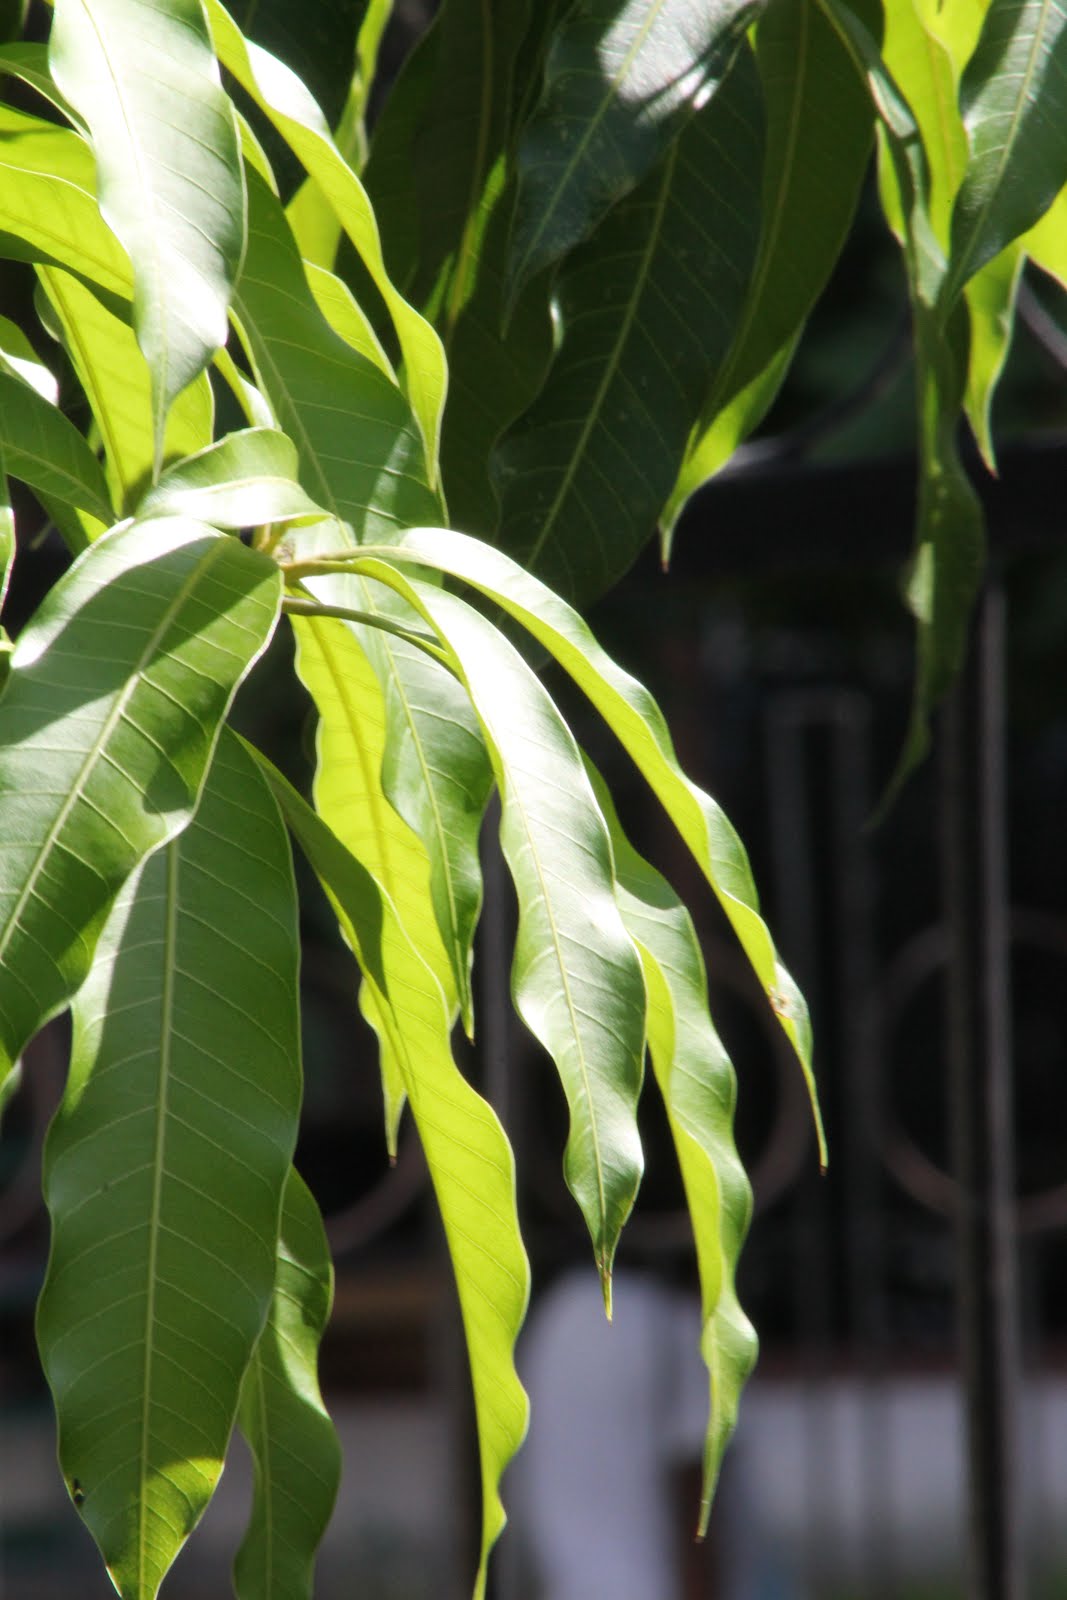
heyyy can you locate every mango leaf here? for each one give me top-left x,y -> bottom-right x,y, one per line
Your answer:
494,47 -> 764,604
0,439 -> 12,615
360,17 -> 440,295
137,428 -> 329,530
0,308 -> 57,401
0,517 -> 282,1081
0,365 -> 112,522
37,731 -> 302,1600
328,560 -> 649,1293
0,40 -> 82,127
703,0 -> 876,418
232,169 -> 439,541
231,178 -> 488,1031
234,1167 -> 341,1600
250,749 -> 530,1600
506,0 -> 757,307
658,334 -> 797,560
0,105 -> 132,301
877,0 -> 1021,470
336,528 -> 824,1159
304,260 -> 396,380
945,0 -> 1067,305
291,612 -> 462,1096
208,0 -> 446,485
37,268 -> 213,516
403,0 -> 531,323
586,760 -> 756,1534
49,0 -> 244,468
231,0 -> 364,131
1025,177 -> 1067,286
823,0 -> 985,788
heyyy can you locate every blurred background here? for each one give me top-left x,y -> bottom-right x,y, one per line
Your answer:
5,12 -> 1067,1597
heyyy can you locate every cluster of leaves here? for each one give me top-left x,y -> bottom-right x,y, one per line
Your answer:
0,0 -> 1065,1596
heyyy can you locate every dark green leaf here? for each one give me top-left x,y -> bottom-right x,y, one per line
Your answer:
37,731 -> 302,1600
506,0 -> 757,306
946,0 -> 1067,304
235,1167 -> 341,1600
494,47 -> 764,603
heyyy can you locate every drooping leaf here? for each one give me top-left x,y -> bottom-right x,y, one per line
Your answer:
658,333 -> 797,560
945,0 -> 1067,305
136,428 -> 328,530
0,439 -> 12,616
494,47 -> 765,604
341,528 -> 824,1158
208,0 -> 446,485
37,268 -> 213,515
360,17 -> 440,295
304,260 -> 396,380
37,731 -> 302,1600
1025,176 -> 1067,286
705,0 -> 876,418
0,517 -> 282,1081
962,241 -> 1024,469
232,169 -> 440,541
231,0 -> 363,131
0,365 -> 112,522
0,40 -> 82,127
326,559 -> 649,1293
586,760 -> 756,1534
234,1167 -> 341,1600
506,0 -> 757,307
291,612 -> 462,1088
49,0 -> 245,467
250,748 -> 530,1600
0,105 -> 131,302
0,308 -> 57,402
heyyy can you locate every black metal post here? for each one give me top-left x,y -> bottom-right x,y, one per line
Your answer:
940,581 -> 1022,1600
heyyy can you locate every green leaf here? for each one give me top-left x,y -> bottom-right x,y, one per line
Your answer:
1025,176 -> 1067,286
0,41 -> 81,126
702,0 -> 876,416
0,308 -> 57,402
291,612 -> 463,1088
137,428 -> 329,530
0,365 -> 112,522
360,17 -> 440,295
250,749 -> 530,1600
328,560 -> 649,1294
37,731 -> 302,1600
231,0 -> 365,131
494,48 -> 765,604
234,1167 -> 341,1600
304,260 -> 396,380
0,517 -> 282,1081
48,0 -> 245,469
945,0 -> 1067,305
37,268 -> 213,516
208,0 -> 447,486
962,240 -> 1024,469
0,105 -> 132,301
586,760 -> 756,1534
343,528 -> 825,1159
0,439 -> 13,616
232,169 -> 441,541
658,333 -> 797,560
506,0 -> 757,307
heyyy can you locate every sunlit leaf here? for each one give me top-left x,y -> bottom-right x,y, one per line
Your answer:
136,427 -> 328,530
208,0 -> 446,485
49,0 -> 245,465
235,1167 -> 341,1600
0,308 -> 57,402
325,560 -> 649,1291
37,731 -> 302,1600
0,364 -> 111,521
251,749 -> 530,1600
341,528 -> 825,1159
38,268 -> 213,515
0,518 -> 282,1081
586,760 -> 756,1534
